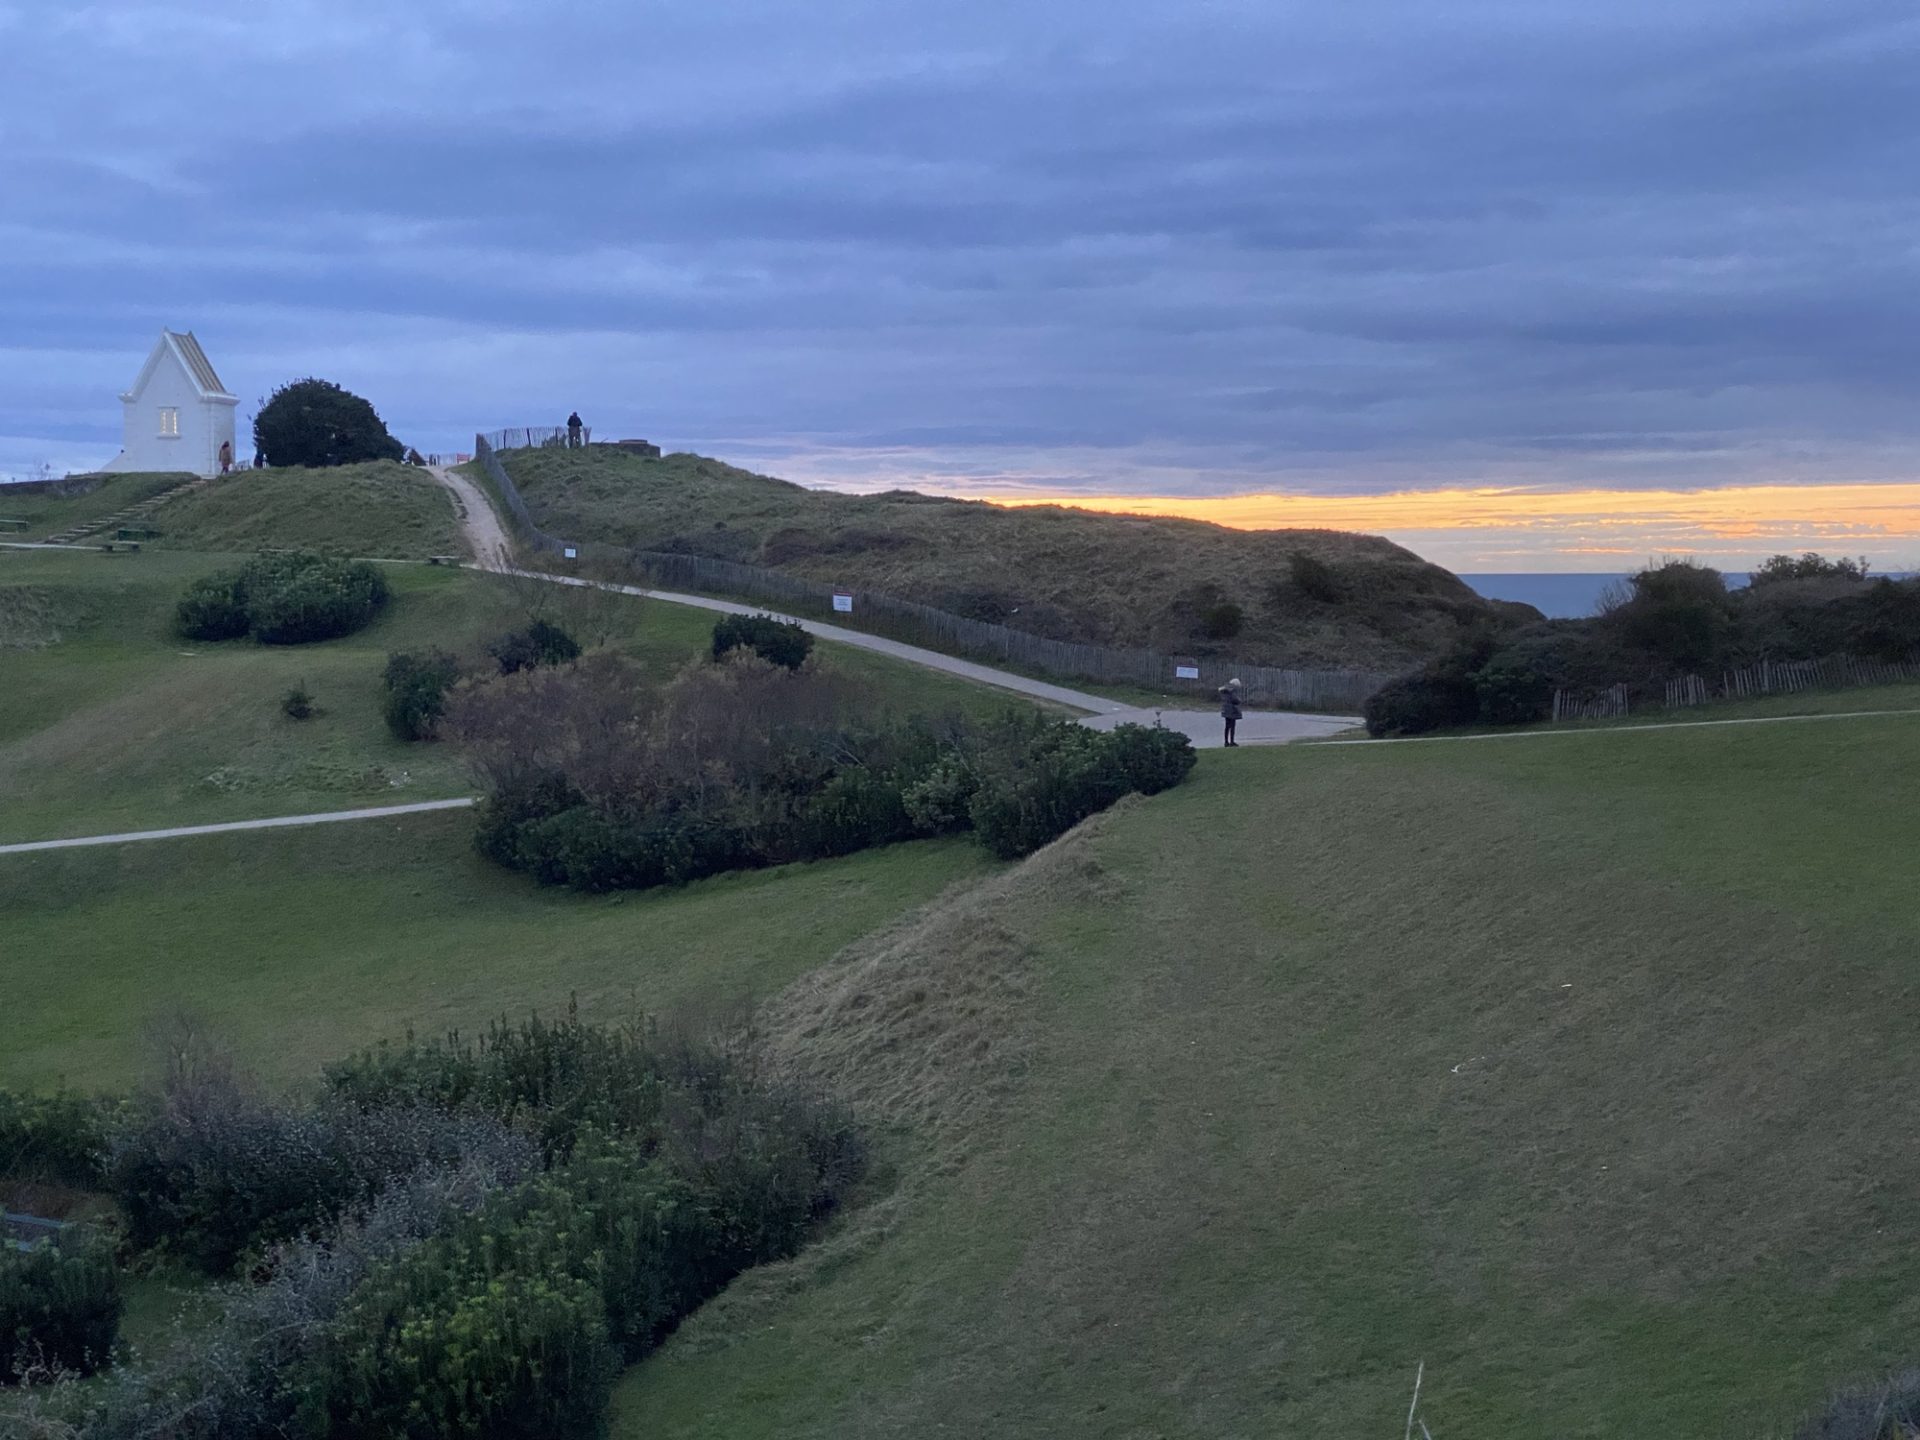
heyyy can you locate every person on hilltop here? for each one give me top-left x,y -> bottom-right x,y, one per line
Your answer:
566,411 -> 584,448
1219,678 -> 1244,747
218,439 -> 233,475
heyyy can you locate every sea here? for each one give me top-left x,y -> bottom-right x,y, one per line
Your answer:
1457,574 -> 1627,619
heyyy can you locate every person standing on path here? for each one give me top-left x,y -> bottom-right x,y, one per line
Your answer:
566,411 -> 584,449
1219,678 -> 1243,747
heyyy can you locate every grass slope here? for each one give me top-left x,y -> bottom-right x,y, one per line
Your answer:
496,445 -> 1507,671
0,816 -> 997,1091
616,714 -> 1920,1438
0,548 -> 1043,843
145,462 -> 462,559
0,473 -> 192,540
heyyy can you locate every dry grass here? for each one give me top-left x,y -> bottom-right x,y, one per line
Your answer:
498,446 -> 1506,671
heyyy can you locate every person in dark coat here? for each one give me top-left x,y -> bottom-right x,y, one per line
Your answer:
566,411 -> 584,448
1219,678 -> 1244,747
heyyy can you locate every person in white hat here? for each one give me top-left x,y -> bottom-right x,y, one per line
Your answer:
1218,678 -> 1244,747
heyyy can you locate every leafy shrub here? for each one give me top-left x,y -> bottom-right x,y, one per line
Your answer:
711,612 -> 813,670
1750,552 -> 1870,588
1843,578 -> 1920,662
383,648 -> 465,741
1099,723 -> 1198,795
487,618 -> 581,675
1364,670 -> 1479,737
1287,551 -> 1344,603
1601,560 -> 1730,671
901,754 -> 978,834
174,574 -> 249,641
1197,601 -> 1244,640
968,720 -> 1132,860
0,1089 -> 115,1188
0,1234 -> 121,1382
175,553 -> 389,646
254,378 -> 404,468
281,683 -> 315,721
1473,660 -> 1553,725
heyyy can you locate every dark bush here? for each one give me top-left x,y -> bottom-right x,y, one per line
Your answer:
786,767 -> 917,859
1287,551 -> 1344,604
382,648 -> 464,741
1602,559 -> 1730,671
1474,660 -> 1553,725
487,618 -> 581,675
1197,600 -> 1244,640
1750,552 -> 1871,588
1843,578 -> 1920,662
711,612 -> 813,670
254,378 -> 404,468
281,683 -> 315,720
174,574 -> 249,641
1100,723 -> 1199,795
0,1089 -> 115,1188
175,553 -> 389,646
0,1233 -> 121,1382
1792,1367 -> 1920,1439
901,754 -> 978,834
968,720 -> 1133,859
1364,670 -> 1480,738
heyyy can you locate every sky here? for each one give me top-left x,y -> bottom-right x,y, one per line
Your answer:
3,0 -> 1919,571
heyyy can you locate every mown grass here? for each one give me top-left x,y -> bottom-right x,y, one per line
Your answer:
614,710 -> 1920,1437
0,548 -> 1043,842
143,461 -> 463,559
0,473 -> 191,540
0,816 -> 997,1092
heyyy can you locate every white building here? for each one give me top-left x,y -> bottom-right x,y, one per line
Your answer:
102,331 -> 238,477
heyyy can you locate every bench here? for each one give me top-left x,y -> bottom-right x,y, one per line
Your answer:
427,554 -> 462,566
116,526 -> 158,541
98,541 -> 141,555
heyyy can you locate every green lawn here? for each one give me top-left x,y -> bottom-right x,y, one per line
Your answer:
0,548 -> 1039,843
615,710 -> 1920,1438
146,462 -> 462,559
0,815 -> 997,1092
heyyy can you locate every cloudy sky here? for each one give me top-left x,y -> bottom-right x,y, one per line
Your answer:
4,0 -> 1919,568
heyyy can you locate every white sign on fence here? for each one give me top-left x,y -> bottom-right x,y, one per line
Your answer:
563,546 -> 577,559
832,590 -> 854,613
1174,665 -> 1200,680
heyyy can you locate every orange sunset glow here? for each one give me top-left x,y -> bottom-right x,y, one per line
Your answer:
983,481 -> 1920,572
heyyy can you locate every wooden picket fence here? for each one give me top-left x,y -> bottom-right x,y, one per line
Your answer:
473,432 -> 1396,712
1551,684 -> 1630,722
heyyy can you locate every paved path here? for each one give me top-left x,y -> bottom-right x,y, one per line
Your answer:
0,799 -> 475,856
423,466 -> 1357,747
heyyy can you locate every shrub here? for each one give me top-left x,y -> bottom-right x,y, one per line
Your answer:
1286,551 -> 1344,604
901,754 -> 978,834
968,721 -> 1132,859
1601,559 -> 1730,671
1099,723 -> 1198,795
1364,670 -> 1480,737
711,612 -> 813,671
280,683 -> 315,721
382,648 -> 464,741
174,574 -> 249,641
786,767 -> 916,859
1473,660 -> 1553,725
0,1090 -> 115,1188
1750,552 -> 1870,588
175,553 -> 389,646
487,618 -> 581,675
1844,578 -> 1920,662
1197,600 -> 1244,640
253,378 -> 404,468
0,1234 -> 121,1382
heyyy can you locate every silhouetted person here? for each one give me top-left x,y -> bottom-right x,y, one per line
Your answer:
566,411 -> 584,448
1219,678 -> 1243,747
218,440 -> 232,475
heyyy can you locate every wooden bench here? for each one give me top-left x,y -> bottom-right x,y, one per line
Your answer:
98,541 -> 141,555
116,526 -> 158,541
427,554 -> 462,566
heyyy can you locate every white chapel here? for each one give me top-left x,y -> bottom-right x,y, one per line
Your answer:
103,331 -> 238,477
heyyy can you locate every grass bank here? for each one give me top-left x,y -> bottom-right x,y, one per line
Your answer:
616,711 -> 1920,1436
145,461 -> 462,559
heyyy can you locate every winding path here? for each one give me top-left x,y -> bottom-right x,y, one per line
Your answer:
0,799 -> 476,856
424,466 -> 1357,748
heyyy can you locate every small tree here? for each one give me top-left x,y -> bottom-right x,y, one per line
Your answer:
1749,552 -> 1871,587
711,613 -> 813,671
253,378 -> 404,468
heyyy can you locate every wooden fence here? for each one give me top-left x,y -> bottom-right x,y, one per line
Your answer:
480,426 -> 591,452
1567,655 -> 1920,722
1551,684 -> 1630,722
473,433 -> 1396,712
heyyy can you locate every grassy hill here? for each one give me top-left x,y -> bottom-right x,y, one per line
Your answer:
608,710 -> 1920,1437
495,445 -> 1513,672
0,471 -> 193,540
144,461 -> 462,559
0,547 -> 1044,843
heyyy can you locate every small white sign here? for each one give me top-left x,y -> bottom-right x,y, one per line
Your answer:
1174,664 -> 1200,680
563,547 -> 578,559
832,590 -> 854,613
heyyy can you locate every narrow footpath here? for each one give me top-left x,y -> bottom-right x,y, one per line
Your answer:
425,466 -> 1357,748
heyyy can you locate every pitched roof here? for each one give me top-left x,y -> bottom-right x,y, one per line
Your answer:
120,330 -> 237,403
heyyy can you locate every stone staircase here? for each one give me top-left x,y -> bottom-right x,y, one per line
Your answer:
44,475 -> 210,545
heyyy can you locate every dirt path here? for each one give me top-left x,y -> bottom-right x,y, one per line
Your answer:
0,799 -> 476,856
423,467 -> 1357,745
